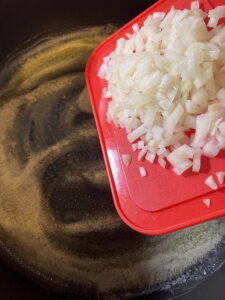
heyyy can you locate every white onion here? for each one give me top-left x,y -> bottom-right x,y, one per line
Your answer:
202,141 -> 220,158
192,114 -> 211,148
192,150 -> 201,173
173,160 -> 192,176
138,146 -> 148,161
218,121 -> 225,135
122,154 -> 132,167
216,172 -> 225,185
208,18 -> 218,29
208,6 -> 225,20
202,198 -> 211,207
132,143 -> 138,151
191,1 -> 199,10
216,88 -> 225,102
184,115 -> 196,129
127,125 -> 146,143
103,88 -> 112,98
157,148 -> 170,158
132,23 -> 140,34
146,152 -> 156,163
158,157 -> 166,169
138,140 -> 145,149
139,166 -> 147,177
205,175 -> 218,190
167,145 -> 194,167
99,1 -> 225,176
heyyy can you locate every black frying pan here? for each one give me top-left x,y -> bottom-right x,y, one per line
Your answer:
0,1 -> 225,299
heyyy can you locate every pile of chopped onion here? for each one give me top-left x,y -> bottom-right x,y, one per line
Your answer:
99,2 -> 225,176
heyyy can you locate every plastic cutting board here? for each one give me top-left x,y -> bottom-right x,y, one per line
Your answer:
86,0 -> 225,235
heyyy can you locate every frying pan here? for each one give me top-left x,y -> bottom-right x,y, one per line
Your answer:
0,0 -> 225,299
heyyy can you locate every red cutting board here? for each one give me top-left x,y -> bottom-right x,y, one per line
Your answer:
86,0 -> 225,235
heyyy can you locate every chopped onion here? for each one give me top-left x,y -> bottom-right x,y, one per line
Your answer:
157,148 -> 170,158
167,145 -> 194,167
173,160 -> 192,176
216,171 -> 225,184
202,198 -> 211,207
192,114 -> 211,148
158,157 -> 166,168
218,121 -> 225,135
122,154 -> 132,167
127,125 -> 146,143
153,12 -> 166,20
208,18 -> 218,29
132,23 -> 140,33
99,2 -> 225,176
205,175 -> 218,190
216,88 -> 225,102
146,151 -> 156,163
103,88 -> 112,98
192,150 -> 201,173
132,143 -> 138,151
202,141 -> 220,158
139,166 -> 147,177
138,140 -> 145,149
208,6 -> 225,20
138,146 -> 148,161
191,1 -> 199,10
184,115 -> 196,129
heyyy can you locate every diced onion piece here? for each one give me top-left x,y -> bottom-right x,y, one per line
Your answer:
165,104 -> 184,136
157,148 -> 170,158
158,157 -> 166,168
216,88 -> 225,102
208,18 -> 218,29
216,132 -> 225,147
146,152 -> 156,163
103,88 -> 112,98
132,23 -> 139,33
173,160 -> 192,176
202,141 -> 220,158
127,125 -> 146,143
184,115 -> 196,129
132,143 -> 138,151
153,12 -> 166,20
191,88 -> 208,109
218,121 -> 225,135
158,133 -> 186,148
98,63 -> 108,79
192,113 -> 211,148
192,150 -> 201,173
205,175 -> 218,190
138,146 -> 148,161
122,154 -> 132,167
216,171 -> 225,184
208,6 -> 225,20
185,101 -> 199,114
202,198 -> 211,207
138,140 -> 145,149
152,125 -> 164,141
191,1 -> 199,10
144,108 -> 157,129
115,38 -> 126,55
139,166 -> 147,177
167,145 -> 194,167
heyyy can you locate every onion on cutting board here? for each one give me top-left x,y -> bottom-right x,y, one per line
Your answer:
99,1 -> 225,177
